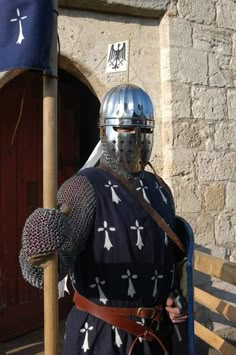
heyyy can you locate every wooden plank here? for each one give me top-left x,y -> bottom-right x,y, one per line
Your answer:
195,321 -> 236,354
194,287 -> 236,321
194,251 -> 236,285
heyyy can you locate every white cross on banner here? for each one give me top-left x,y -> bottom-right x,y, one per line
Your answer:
0,0 -> 53,72
106,40 -> 129,73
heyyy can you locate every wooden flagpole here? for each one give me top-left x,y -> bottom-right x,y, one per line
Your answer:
43,0 -> 59,354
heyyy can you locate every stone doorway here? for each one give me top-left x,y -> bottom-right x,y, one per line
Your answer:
0,69 -> 100,341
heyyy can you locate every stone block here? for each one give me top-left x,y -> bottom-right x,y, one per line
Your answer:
168,18 -> 192,48
173,182 -> 203,213
194,213 -> 215,246
192,87 -> 227,120
171,122 -> 203,148
204,183 -> 225,211
177,0 -> 216,25
193,24 -> 232,55
198,123 -> 215,152
170,48 -> 208,85
161,81 -> 191,120
216,0 -> 236,31
198,152 -> 236,182
209,53 -> 233,88
215,122 -> 236,150
163,149 -> 196,181
226,182 -> 236,210
215,212 -> 236,247
227,89 -> 236,120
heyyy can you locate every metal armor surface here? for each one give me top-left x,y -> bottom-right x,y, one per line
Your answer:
19,175 -> 96,289
99,84 -> 155,173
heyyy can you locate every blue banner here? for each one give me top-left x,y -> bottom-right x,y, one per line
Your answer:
0,0 -> 53,72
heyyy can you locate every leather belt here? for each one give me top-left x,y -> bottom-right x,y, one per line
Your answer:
73,292 -> 169,355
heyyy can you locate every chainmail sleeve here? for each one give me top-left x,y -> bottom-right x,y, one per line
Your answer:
57,173 -> 96,280
19,173 -> 96,289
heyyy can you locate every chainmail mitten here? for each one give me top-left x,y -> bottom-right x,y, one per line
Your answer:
21,207 -> 69,260
19,248 -> 44,289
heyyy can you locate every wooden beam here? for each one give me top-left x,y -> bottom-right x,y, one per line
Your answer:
194,321 -> 236,354
194,251 -> 236,286
43,0 -> 58,354
194,287 -> 236,322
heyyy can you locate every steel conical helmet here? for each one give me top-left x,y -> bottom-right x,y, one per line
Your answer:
100,84 -> 154,127
99,84 -> 155,173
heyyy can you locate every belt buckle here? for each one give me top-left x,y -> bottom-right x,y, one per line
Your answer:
137,307 -> 156,319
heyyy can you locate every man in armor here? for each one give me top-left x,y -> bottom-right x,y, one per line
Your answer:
19,84 -> 194,354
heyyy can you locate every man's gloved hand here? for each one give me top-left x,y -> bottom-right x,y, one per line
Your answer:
166,290 -> 188,323
166,290 -> 188,352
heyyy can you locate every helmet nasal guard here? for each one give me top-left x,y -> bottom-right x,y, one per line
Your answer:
99,84 -> 155,173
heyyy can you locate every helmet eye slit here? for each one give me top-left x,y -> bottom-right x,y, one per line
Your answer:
114,127 -> 135,133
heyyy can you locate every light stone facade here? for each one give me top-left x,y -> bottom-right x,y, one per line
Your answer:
159,1 -> 236,255
158,0 -> 236,346
0,0 -> 235,350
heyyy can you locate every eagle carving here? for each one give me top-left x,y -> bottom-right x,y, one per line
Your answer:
108,42 -> 127,70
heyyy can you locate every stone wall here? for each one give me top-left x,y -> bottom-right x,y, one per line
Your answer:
57,8 -> 164,161
159,0 -> 236,344
159,0 -> 236,256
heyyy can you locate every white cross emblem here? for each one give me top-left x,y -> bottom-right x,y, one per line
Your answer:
90,276 -> 108,304
130,220 -> 144,250
97,220 -> 116,251
151,270 -> 164,298
105,180 -> 121,204
80,322 -> 94,352
136,179 -> 151,204
155,182 -> 168,204
121,269 -> 138,298
112,326 -> 123,348
10,8 -> 27,45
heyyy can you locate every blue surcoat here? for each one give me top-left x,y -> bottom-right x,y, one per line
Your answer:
63,167 -> 194,354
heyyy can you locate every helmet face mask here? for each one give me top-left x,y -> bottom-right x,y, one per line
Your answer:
100,84 -> 155,173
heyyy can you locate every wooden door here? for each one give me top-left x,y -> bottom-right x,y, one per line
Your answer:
0,70 -> 100,341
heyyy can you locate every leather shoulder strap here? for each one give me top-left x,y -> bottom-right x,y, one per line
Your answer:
98,163 -> 186,254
